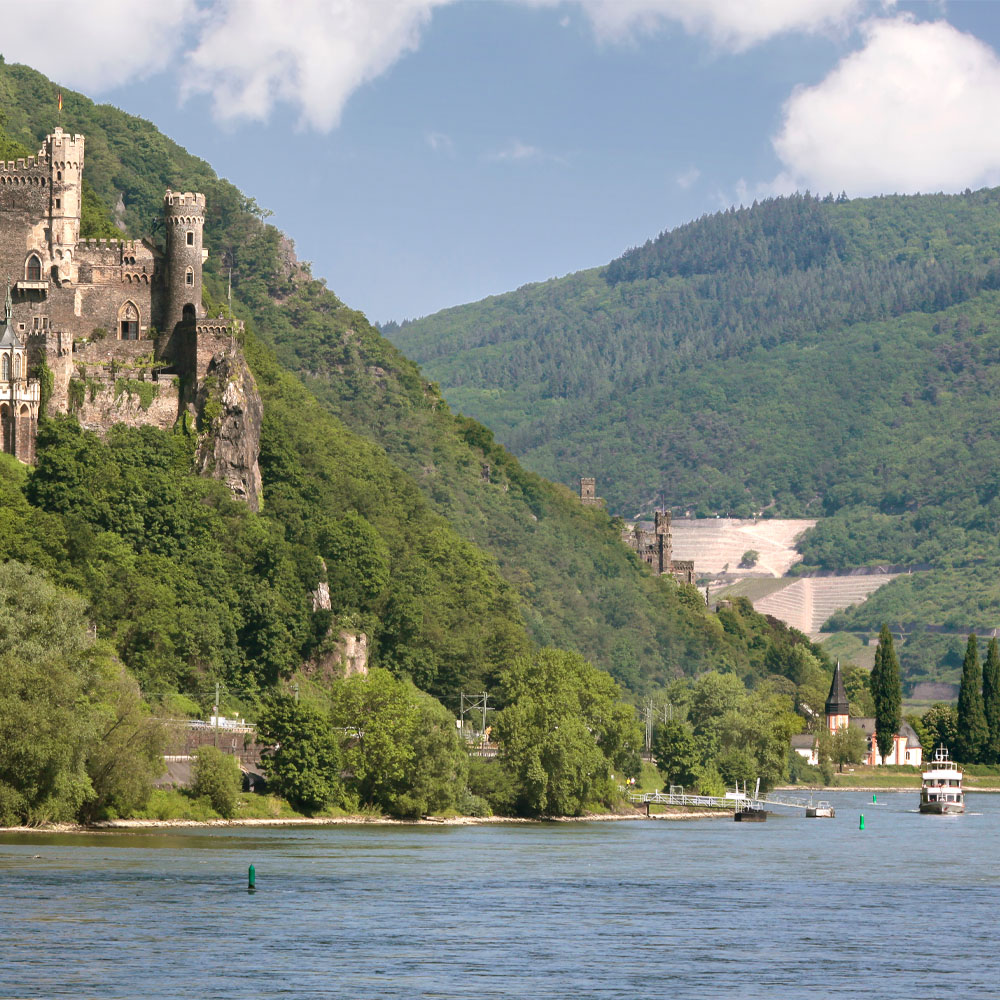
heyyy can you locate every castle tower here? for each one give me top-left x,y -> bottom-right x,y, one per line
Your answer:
825,661 -> 850,733
162,190 -> 206,337
579,476 -> 605,508
654,509 -> 673,575
43,128 -> 84,280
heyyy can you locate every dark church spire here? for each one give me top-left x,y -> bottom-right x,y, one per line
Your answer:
825,660 -> 850,717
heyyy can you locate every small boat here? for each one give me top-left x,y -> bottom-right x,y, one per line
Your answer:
920,746 -> 964,814
734,806 -> 766,822
806,800 -> 835,818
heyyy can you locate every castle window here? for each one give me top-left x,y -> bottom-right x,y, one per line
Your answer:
54,198 -> 61,209
186,231 -> 194,246
25,254 -> 41,281
1,355 -> 9,381
185,267 -> 194,286
13,355 -> 20,378
56,170 -> 62,181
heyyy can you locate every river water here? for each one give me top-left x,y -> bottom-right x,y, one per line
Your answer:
2,789 -> 998,998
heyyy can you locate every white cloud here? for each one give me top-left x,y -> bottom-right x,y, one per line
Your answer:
0,0 -> 197,91
487,139 -> 568,165
675,166 -> 700,189
182,0 -> 452,130
490,140 -> 543,162
570,0 -> 876,49
426,131 -> 454,154
773,17 -> 1000,195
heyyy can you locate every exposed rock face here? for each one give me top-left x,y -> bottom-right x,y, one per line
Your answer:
195,349 -> 263,511
306,630 -> 369,682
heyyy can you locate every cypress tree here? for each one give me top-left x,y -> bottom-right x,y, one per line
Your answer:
957,634 -> 989,763
983,638 -> 1000,764
870,624 -> 901,765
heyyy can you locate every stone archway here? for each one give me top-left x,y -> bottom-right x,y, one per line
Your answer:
119,300 -> 140,340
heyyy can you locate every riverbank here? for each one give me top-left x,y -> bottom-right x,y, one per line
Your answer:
0,804 -> 733,834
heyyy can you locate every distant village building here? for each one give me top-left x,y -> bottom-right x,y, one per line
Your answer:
793,662 -> 923,767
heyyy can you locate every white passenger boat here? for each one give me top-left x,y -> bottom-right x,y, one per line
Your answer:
919,746 -> 964,814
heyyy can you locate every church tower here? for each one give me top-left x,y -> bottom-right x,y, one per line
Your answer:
825,661 -> 850,733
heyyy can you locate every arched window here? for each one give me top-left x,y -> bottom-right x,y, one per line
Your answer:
13,355 -> 21,378
119,301 -> 140,340
1,354 -> 9,381
25,254 -> 41,281
185,266 -> 194,286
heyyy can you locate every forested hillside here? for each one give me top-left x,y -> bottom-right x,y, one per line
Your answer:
0,62 -> 747,697
391,192 -> 1000,684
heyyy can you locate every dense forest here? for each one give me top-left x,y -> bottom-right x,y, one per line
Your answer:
391,192 -> 1000,684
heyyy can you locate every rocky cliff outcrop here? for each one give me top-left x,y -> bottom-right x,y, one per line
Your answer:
194,349 -> 263,511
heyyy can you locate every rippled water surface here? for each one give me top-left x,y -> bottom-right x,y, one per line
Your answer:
3,790 -> 999,998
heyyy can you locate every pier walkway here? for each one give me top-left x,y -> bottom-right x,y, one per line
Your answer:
625,789 -> 810,812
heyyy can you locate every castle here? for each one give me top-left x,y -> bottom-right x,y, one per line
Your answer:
0,127 -> 255,492
577,477 -> 695,585
621,509 -> 696,586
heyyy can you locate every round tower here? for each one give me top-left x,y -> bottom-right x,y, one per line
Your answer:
44,128 -> 85,279
162,189 -> 206,335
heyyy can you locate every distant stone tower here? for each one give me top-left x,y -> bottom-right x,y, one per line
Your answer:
579,476 -> 605,507
654,509 -> 672,574
825,661 -> 850,733
45,128 -> 84,280
162,190 -> 206,338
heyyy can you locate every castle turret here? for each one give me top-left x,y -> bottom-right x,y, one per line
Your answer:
825,661 -> 850,733
43,128 -> 84,280
162,190 -> 206,337
654,509 -> 672,575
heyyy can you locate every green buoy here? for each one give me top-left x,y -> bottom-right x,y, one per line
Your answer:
248,864 -> 256,892
873,793 -> 877,804
859,813 -> 865,830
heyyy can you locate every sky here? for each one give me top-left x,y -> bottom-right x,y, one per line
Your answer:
5,1 -> 1000,323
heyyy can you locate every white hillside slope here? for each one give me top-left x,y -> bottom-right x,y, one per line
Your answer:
669,518 -> 815,577
752,575 -> 900,637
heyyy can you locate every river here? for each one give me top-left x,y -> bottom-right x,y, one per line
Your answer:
2,789 -> 998,998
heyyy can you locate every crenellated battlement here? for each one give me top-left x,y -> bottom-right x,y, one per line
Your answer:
164,190 -> 205,213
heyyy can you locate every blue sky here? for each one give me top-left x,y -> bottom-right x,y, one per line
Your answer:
7,1 -> 1000,323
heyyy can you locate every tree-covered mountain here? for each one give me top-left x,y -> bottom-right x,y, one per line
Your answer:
0,61 -> 750,700
389,191 -> 1000,684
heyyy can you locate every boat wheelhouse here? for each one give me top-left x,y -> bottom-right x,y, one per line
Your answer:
920,746 -> 964,815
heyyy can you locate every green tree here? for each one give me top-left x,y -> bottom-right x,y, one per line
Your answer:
870,625 -> 902,764
493,648 -> 641,816
80,664 -> 166,822
982,637 -> 1000,764
740,550 -> 760,568
831,724 -> 867,772
652,719 -> 699,789
0,562 -> 116,825
956,634 -> 988,763
258,695 -> 345,813
917,703 -> 959,757
192,746 -> 241,819
843,666 -> 875,716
